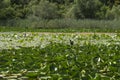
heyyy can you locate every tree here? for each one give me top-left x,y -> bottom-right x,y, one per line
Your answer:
10,0 -> 31,18
10,0 -> 31,7
0,0 -> 15,20
66,0 -> 104,19
32,0 -> 58,19
106,5 -> 120,20
99,0 -> 115,8
115,0 -> 120,5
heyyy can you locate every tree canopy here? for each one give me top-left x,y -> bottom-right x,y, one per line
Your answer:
0,0 -> 120,20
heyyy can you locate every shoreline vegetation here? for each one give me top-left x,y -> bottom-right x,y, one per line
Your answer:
0,0 -> 120,33
0,19 -> 120,32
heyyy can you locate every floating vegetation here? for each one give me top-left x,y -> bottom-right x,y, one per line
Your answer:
0,32 -> 120,79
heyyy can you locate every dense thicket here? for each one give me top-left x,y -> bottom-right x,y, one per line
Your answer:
0,0 -> 120,28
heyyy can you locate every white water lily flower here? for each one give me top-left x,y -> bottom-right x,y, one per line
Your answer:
98,57 -> 101,62
55,67 -> 57,71
14,35 -> 18,38
12,59 -> 15,62
109,62 -> 112,65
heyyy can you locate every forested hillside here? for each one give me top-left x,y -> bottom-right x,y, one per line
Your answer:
0,0 -> 120,29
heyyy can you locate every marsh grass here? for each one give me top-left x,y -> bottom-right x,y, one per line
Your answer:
0,19 -> 120,32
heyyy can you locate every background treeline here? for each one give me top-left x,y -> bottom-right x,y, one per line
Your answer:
0,0 -> 120,29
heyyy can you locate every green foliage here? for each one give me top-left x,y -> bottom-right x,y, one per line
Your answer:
115,0 -> 120,5
106,5 -> 120,20
99,0 -> 115,7
0,33 -> 120,79
66,0 -> 104,19
0,0 -> 30,19
1,18 -> 120,32
32,0 -> 59,19
0,0 -> 118,20
10,0 -> 30,6
95,5 -> 109,19
0,6 -> 15,19
0,0 -> 15,20
0,0 -> 120,28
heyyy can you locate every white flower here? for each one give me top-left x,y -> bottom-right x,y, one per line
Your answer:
98,57 -> 101,62
55,67 -> 57,71
12,59 -> 15,62
14,35 -> 18,38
